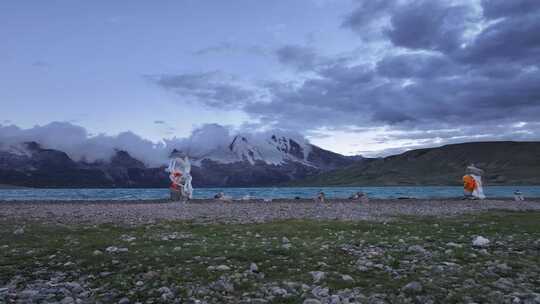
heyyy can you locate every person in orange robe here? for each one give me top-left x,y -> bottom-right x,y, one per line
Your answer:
463,174 -> 476,199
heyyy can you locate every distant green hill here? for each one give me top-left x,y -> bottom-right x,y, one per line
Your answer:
289,141 -> 540,186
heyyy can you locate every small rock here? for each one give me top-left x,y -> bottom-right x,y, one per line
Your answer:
309,271 -> 326,283
105,246 -> 127,253
60,297 -> 75,304
142,271 -> 158,280
210,277 -> 234,292
311,286 -> 329,298
303,299 -> 322,304
13,227 -> 24,235
493,278 -> 514,291
408,245 -> 428,255
92,250 -> 103,256
20,289 -> 39,298
121,235 -> 136,242
472,236 -> 490,247
402,281 -> 423,294
250,262 -> 259,273
118,297 -> 130,304
216,265 -> 231,271
329,295 -> 341,304
66,282 -> 83,293
446,242 -> 462,248
271,287 -> 287,297
341,274 -> 354,282
106,246 -> 119,253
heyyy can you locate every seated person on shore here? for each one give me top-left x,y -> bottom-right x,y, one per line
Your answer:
214,192 -> 224,199
349,192 -> 369,203
514,190 -> 525,201
214,191 -> 232,202
315,191 -> 326,203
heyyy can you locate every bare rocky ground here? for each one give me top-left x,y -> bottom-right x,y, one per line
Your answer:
0,198 -> 539,224
1,199 -> 540,303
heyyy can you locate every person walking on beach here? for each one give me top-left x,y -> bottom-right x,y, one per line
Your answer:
166,155 -> 193,202
462,164 -> 486,199
169,171 -> 183,201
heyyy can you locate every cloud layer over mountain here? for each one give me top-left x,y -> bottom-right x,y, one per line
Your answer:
0,122 -> 308,166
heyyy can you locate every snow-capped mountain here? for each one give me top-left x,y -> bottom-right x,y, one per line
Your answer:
182,134 -> 313,166
0,137 -> 359,188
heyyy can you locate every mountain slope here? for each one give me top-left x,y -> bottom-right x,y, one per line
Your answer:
291,141 -> 540,186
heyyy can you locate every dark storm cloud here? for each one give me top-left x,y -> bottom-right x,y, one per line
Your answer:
376,53 -> 458,79
245,0 -> 540,140
459,13 -> 540,64
150,0 -> 540,147
343,0 -> 393,28
146,72 -> 255,109
385,1 -> 477,52
481,0 -> 540,19
341,0 -> 396,38
275,45 -> 320,71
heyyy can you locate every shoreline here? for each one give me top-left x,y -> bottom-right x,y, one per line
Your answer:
1,198 -> 539,225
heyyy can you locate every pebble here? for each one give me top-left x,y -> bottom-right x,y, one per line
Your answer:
250,262 -> 259,272
60,296 -> 75,304
408,245 -> 428,255
309,271 -> 326,283
118,297 -> 130,304
341,274 -> 354,282
402,281 -> 423,294
473,236 -> 490,247
216,265 -> 231,271
270,287 -> 287,297
106,246 -> 129,253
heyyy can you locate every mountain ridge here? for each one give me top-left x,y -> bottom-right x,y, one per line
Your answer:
289,141 -> 540,186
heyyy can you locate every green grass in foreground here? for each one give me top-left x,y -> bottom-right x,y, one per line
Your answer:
1,211 -> 540,303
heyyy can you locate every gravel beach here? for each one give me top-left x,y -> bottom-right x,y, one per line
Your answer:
1,198 -> 539,224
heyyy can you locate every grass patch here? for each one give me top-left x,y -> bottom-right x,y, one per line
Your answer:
1,211 -> 539,303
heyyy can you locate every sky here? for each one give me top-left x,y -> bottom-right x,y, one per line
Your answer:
1,0 -> 539,157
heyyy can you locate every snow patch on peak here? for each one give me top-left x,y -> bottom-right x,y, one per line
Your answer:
181,132 -> 313,166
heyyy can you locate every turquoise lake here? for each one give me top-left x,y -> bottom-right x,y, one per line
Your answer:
1,186 -> 539,201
